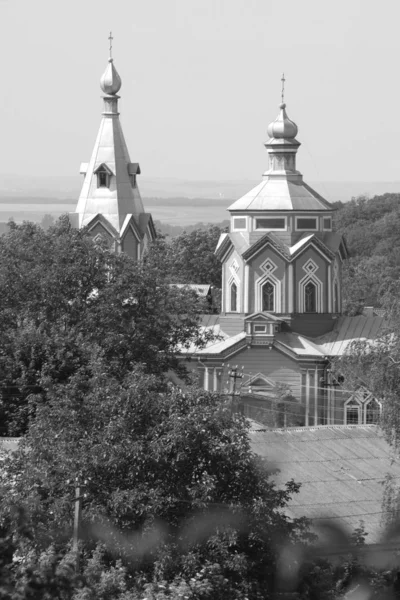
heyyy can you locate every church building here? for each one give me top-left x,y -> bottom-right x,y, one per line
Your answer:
184,93 -> 384,427
70,44 -> 156,255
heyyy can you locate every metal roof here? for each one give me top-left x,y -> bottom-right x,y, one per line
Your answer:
228,178 -> 333,212
314,316 -> 387,357
250,425 -> 399,543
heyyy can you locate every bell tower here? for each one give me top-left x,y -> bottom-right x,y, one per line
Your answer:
73,35 -> 156,257
215,78 -> 347,337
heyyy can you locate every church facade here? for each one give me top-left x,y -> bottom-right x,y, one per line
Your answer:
184,100 -> 383,427
70,50 -> 156,255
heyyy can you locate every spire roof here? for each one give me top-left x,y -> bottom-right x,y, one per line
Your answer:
75,43 -> 145,232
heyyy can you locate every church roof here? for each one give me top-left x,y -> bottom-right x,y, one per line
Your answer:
250,424 -> 399,544
228,178 -> 333,212
75,54 -> 145,233
313,315 -> 387,356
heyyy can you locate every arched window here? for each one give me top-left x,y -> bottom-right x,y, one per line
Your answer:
262,281 -> 275,312
345,401 -> 361,424
305,282 -> 316,313
365,398 -> 381,424
230,282 -> 237,312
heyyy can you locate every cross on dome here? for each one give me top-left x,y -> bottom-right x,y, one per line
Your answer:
100,33 -> 122,95
267,75 -> 298,140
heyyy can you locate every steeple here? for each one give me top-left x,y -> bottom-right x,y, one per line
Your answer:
74,36 -> 151,249
264,77 -> 301,180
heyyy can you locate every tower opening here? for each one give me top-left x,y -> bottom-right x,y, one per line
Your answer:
305,282 -> 316,313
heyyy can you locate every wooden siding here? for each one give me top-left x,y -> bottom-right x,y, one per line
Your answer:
247,247 -> 286,314
233,345 -> 302,399
294,246 -> 329,312
122,228 -> 138,259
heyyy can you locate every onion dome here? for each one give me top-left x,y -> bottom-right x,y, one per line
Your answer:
267,103 -> 298,139
100,58 -> 122,95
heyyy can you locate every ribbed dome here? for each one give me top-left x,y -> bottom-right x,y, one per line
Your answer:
267,103 -> 298,139
100,58 -> 122,95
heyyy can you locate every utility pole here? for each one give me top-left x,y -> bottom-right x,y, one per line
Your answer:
227,365 -> 244,415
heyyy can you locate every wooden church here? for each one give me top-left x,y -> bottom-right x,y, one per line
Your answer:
183,94 -> 384,427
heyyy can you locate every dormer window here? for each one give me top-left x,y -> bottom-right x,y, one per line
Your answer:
94,164 -> 113,189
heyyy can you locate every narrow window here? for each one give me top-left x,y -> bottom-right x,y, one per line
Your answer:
323,217 -> 332,230
365,399 -> 380,424
305,281 -> 316,313
230,282 -> 237,312
262,281 -> 275,312
97,167 -> 109,188
346,402 -> 360,424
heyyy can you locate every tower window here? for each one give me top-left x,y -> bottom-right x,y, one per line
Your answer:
305,282 -> 316,313
296,217 -> 318,231
323,217 -> 332,230
255,217 -> 286,231
232,217 -> 247,231
334,281 -> 339,313
230,282 -> 238,312
262,281 -> 275,312
97,167 -> 110,188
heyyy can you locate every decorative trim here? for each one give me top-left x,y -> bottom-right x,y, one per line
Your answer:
327,264 -> 332,313
288,264 -> 293,313
255,258 -> 282,313
243,264 -> 249,313
298,259 -> 323,313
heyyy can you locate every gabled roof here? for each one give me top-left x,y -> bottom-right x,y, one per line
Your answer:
242,232 -> 290,262
228,177 -> 333,212
244,311 -> 283,322
250,424 -> 399,543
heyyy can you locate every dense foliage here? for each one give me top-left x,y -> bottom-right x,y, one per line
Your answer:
0,367 -> 313,599
154,226 -> 226,289
0,218 -> 210,436
333,194 -> 400,314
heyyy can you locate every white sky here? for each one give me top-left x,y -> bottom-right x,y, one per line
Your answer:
2,0 -> 399,183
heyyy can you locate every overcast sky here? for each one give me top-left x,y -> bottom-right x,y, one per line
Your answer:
2,0 -> 399,184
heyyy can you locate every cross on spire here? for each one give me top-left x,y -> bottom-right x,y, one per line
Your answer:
281,73 -> 285,104
108,31 -> 113,59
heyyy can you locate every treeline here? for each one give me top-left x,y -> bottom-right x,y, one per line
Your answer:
333,194 -> 400,314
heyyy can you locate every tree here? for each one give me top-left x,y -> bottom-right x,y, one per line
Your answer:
0,217 -> 210,435
0,367 -> 310,599
153,226 -> 225,289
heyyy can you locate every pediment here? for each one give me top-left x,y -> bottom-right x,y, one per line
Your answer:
93,163 -> 114,176
245,311 -> 283,323
244,373 -> 276,389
